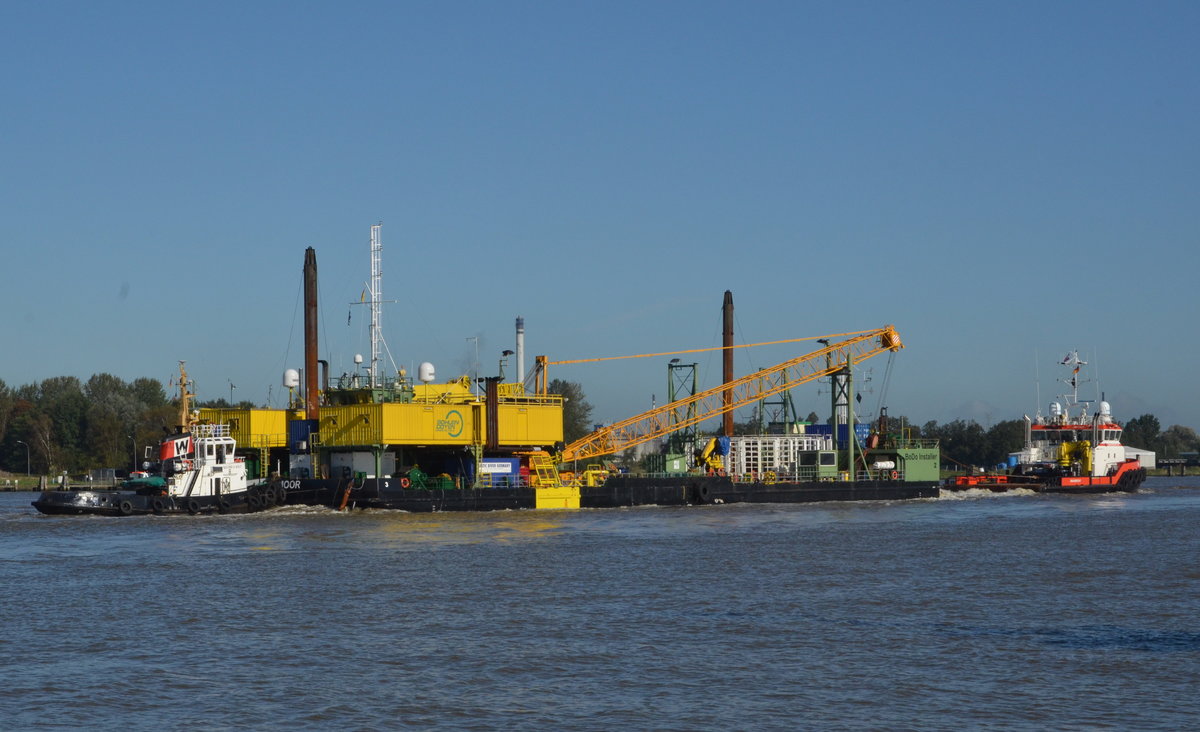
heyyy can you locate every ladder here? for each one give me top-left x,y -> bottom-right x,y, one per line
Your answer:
528,452 -> 562,488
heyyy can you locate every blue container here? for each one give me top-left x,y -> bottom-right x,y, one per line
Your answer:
835,424 -> 872,444
288,419 -> 318,453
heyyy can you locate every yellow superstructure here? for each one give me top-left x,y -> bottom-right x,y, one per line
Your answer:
199,378 -> 564,482
311,398 -> 562,448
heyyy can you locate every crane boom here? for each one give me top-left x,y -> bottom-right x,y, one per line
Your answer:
559,325 -> 903,463
532,330 -> 882,394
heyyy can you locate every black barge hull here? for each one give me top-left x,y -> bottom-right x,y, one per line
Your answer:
276,475 -> 942,512
279,478 -> 540,512
587,475 -> 941,507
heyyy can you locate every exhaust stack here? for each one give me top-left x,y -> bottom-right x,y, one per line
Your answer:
516,316 -> 525,385
722,290 -> 734,437
303,247 -> 319,421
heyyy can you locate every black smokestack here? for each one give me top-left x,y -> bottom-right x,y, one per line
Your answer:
722,290 -> 734,437
304,247 -> 319,421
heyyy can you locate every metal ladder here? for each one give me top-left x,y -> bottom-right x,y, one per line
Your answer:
528,452 -> 562,488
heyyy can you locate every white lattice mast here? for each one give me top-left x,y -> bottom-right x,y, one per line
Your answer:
369,223 -> 383,388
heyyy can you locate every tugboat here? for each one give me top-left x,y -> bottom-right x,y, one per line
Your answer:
32,363 -> 275,516
949,351 -> 1146,494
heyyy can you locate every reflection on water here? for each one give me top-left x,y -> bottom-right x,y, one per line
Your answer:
360,510 -> 569,547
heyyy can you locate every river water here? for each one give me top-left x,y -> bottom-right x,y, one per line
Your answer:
3,477 -> 1198,730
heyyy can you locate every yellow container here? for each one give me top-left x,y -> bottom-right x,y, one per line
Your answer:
197,408 -> 289,449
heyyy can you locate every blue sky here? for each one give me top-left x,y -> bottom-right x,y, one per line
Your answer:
2,1 -> 1197,430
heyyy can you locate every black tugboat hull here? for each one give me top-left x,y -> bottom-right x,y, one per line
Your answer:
31,485 -> 284,517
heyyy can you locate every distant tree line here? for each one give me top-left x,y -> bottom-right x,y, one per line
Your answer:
727,410 -> 1200,470
0,375 -> 178,475
3,373 -> 1198,475
908,415 -> 1200,469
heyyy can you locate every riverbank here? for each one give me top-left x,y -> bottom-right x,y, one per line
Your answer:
0,476 -> 38,492
0,475 -> 123,492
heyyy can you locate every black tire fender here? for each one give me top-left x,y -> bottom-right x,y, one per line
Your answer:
118,500 -> 135,516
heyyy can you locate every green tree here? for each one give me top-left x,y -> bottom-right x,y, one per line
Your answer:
548,379 -> 594,444
924,419 -> 988,468
36,376 -> 89,471
1122,414 -> 1160,450
130,377 -> 168,408
136,403 -> 181,456
27,411 -> 56,474
83,373 -> 140,468
1156,425 -> 1200,459
85,409 -> 127,470
982,419 -> 1027,467
196,398 -> 257,409
0,379 -> 12,447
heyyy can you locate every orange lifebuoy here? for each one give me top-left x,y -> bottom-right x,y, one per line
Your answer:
399,477 -> 411,489
890,470 -> 899,480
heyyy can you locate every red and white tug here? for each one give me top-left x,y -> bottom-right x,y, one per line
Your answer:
951,351 -> 1146,494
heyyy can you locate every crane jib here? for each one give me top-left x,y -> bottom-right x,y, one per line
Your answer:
560,326 -> 902,463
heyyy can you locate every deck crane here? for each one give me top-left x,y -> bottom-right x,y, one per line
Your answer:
548,325 -> 904,464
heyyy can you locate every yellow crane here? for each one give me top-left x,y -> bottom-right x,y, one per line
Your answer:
554,325 -> 904,463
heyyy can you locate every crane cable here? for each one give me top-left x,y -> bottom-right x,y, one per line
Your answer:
542,330 -> 881,367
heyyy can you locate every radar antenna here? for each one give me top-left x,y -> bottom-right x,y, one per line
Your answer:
1057,349 -> 1091,418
